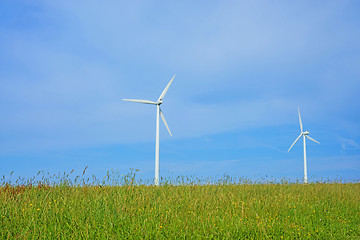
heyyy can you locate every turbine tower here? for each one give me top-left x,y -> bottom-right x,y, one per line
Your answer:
123,75 -> 175,186
288,107 -> 320,184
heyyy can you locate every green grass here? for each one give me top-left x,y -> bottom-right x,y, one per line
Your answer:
1,171 -> 359,239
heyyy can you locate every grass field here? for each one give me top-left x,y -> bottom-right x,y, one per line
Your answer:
1,170 -> 359,239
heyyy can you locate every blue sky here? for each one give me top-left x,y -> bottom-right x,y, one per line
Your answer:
1,1 -> 360,183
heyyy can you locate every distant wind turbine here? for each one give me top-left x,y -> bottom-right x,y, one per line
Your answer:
288,107 -> 320,184
123,75 -> 175,186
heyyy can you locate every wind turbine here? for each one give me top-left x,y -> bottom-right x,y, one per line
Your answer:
123,75 -> 175,186
288,107 -> 320,184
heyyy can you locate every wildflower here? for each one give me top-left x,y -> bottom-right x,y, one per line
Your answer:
160,225 -> 163,229
22,209 -> 25,212
37,208 -> 40,211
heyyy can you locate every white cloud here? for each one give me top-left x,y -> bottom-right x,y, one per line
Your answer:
339,138 -> 360,150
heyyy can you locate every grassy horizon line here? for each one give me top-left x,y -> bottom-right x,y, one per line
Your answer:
2,167 -> 360,187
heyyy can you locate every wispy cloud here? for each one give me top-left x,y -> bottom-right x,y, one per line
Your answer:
339,138 -> 360,150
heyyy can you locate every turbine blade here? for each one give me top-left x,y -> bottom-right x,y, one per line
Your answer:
288,134 -> 302,152
160,108 -> 172,136
122,99 -> 157,105
158,74 -> 175,101
306,135 -> 320,144
298,107 -> 303,132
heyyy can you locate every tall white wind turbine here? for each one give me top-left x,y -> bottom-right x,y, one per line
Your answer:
288,107 -> 320,183
123,75 -> 175,186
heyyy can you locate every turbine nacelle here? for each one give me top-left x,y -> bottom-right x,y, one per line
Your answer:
156,100 -> 163,105
302,131 -> 309,135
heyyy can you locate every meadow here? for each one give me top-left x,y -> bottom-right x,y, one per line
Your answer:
1,169 -> 359,239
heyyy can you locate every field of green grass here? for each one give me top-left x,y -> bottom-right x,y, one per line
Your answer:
1,170 -> 359,239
